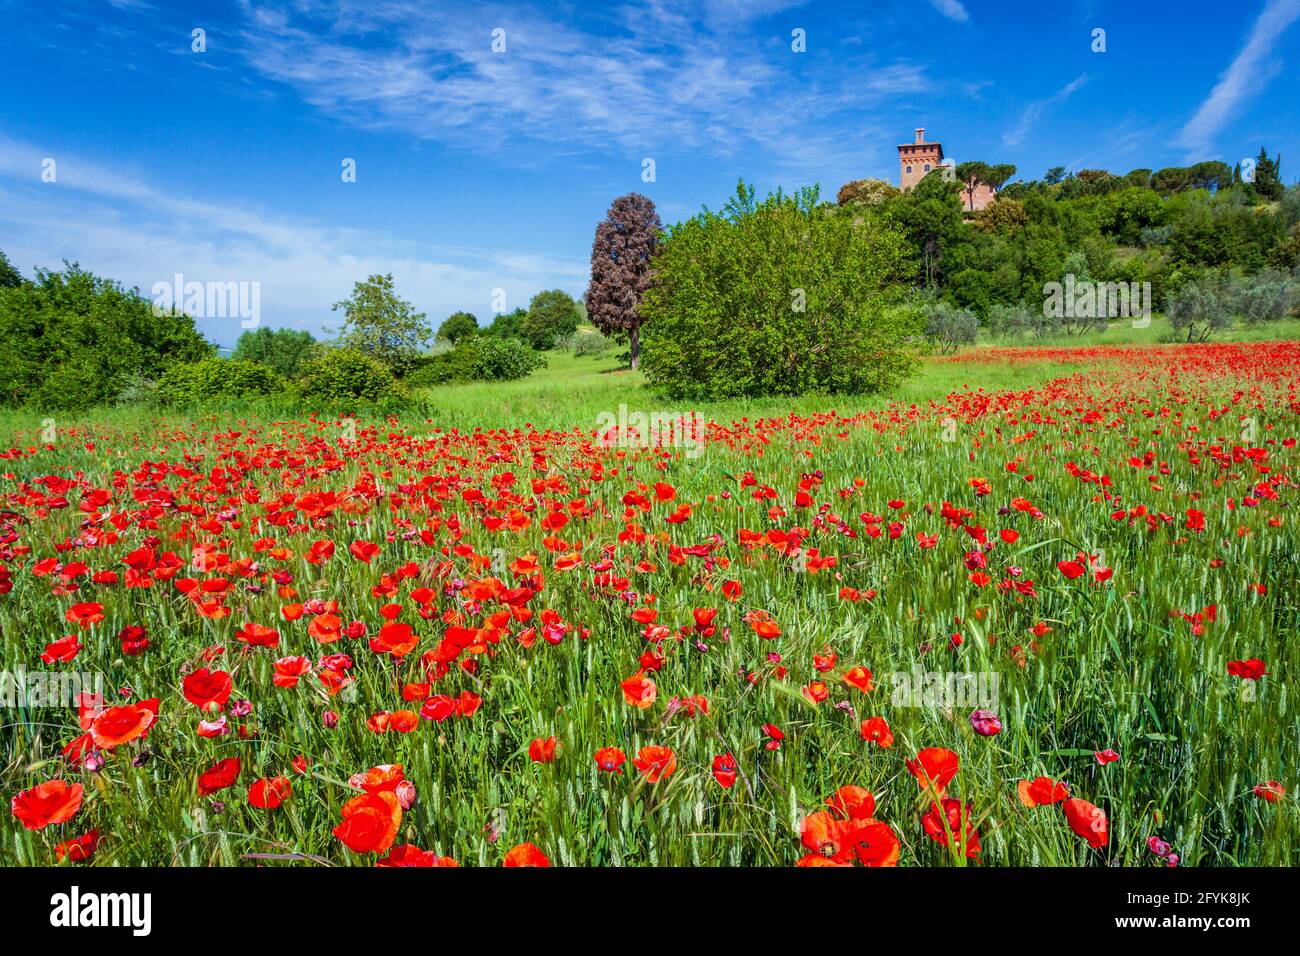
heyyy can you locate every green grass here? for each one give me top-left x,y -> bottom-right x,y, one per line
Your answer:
1,334 -> 1297,867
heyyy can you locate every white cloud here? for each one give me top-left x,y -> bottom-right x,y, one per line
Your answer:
0,136 -> 586,347
1177,0 -> 1300,157
230,0 -> 928,173
929,0 -> 970,22
1003,73 -> 1088,148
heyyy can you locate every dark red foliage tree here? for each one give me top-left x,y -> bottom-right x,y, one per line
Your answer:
586,193 -> 662,369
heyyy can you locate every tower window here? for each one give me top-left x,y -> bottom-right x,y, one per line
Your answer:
924,164 -> 931,172
906,165 -> 912,173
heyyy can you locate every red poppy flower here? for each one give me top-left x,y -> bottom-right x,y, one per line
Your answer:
197,757 -> 242,795
40,634 -> 82,664
632,745 -> 677,782
1017,776 -> 1069,807
594,747 -> 626,774
503,842 -> 550,867
182,668 -> 233,711
843,666 -> 874,692
859,716 -> 894,748
54,828 -> 100,863
712,753 -> 738,789
1253,781 -> 1286,802
921,798 -> 981,857
377,844 -> 458,867
906,747 -> 960,793
825,785 -> 875,821
620,670 -> 657,709
333,791 -> 402,854
248,777 -> 292,809
1226,659 -> 1267,681
10,779 -> 83,830
65,602 -> 105,628
237,621 -> 280,650
1062,797 -> 1109,848
529,736 -> 559,763
89,698 -> 159,749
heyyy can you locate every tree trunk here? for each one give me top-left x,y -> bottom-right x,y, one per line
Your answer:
629,326 -> 640,370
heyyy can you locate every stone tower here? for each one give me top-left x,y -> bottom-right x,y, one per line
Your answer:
898,128 -> 943,191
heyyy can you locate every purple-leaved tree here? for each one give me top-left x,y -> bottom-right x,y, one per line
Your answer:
585,193 -> 662,369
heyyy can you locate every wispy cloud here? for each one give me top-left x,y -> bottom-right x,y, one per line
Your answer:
1177,0 -> 1300,157
1002,73 -> 1088,147
929,0 -> 970,22
231,0 -> 929,175
0,135 -> 586,345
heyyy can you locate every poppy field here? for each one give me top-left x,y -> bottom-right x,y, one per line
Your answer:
2,341 -> 1298,867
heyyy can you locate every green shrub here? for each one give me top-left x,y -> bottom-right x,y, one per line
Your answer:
572,329 -> 613,356
406,337 -> 545,387
0,263 -> 211,411
295,347 -> 403,406
1232,269 -> 1298,323
639,181 -> 922,400
474,336 -> 546,379
924,302 -> 978,353
436,311 -> 479,344
522,290 -> 580,350
986,302 -> 1040,338
231,327 -> 317,377
155,358 -> 282,407
1166,273 -> 1234,342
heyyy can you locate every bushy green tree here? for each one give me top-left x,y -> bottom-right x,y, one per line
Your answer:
406,336 -> 545,387
881,171 -> 964,288
436,311 -> 479,344
330,274 -> 431,372
1232,269 -> 1298,323
295,347 -> 404,406
1251,147 -> 1284,202
522,289 -> 580,350
0,250 -> 21,288
0,263 -> 211,410
1166,273 -> 1234,342
836,178 -> 900,206
923,302 -> 978,353
482,307 -> 528,340
231,327 -> 317,377
639,181 -> 923,400
156,358 -> 281,407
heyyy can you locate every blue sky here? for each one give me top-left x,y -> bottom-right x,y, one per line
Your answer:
2,0 -> 1298,347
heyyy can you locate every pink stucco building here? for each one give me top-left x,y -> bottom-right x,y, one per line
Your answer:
897,128 -> 997,211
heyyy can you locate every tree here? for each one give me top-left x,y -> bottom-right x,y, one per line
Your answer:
836,178 -> 900,206
1044,166 -> 1067,186
923,302 -> 978,354
436,311 -> 479,344
522,289 -> 579,350
0,262 -> 211,410
971,198 -> 1028,235
0,249 -> 22,288
330,274 -> 431,371
585,193 -> 662,369
1253,147 -> 1284,202
953,162 -> 1016,212
639,181 -> 923,400
881,171 -> 964,289
483,307 -> 527,340
1166,273 -> 1234,342
232,327 -> 317,377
